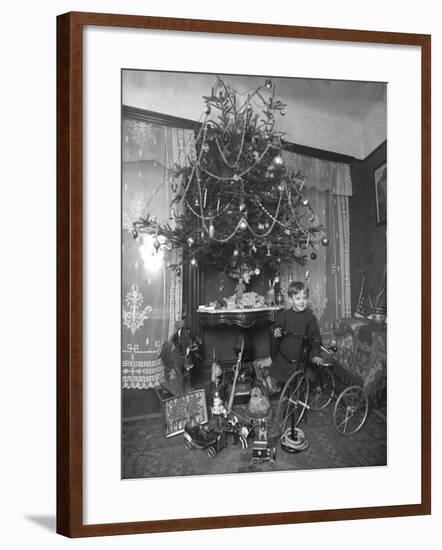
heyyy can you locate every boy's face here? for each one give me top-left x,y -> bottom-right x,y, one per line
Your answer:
289,290 -> 308,312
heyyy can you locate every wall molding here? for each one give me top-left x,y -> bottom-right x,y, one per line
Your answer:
122,105 -> 357,164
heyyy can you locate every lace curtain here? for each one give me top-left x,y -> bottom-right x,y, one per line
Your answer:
280,151 -> 353,332
121,120 -> 196,389
282,150 -> 353,195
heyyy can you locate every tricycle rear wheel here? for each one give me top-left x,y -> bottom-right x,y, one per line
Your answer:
333,385 -> 368,436
308,366 -> 335,410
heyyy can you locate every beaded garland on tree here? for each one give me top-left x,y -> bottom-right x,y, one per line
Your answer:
133,77 -> 329,275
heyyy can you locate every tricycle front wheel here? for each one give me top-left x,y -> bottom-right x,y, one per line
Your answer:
276,370 -> 310,436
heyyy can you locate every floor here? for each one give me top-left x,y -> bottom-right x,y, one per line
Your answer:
122,397 -> 387,479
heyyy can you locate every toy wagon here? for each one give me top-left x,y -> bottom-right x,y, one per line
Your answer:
183,423 -> 227,458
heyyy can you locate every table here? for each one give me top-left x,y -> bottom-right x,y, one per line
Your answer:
197,306 -> 281,329
197,306 -> 283,365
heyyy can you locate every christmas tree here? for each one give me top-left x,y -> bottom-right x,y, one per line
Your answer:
133,77 -> 328,277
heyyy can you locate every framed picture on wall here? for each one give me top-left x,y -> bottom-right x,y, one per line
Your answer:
57,11 -> 431,538
374,161 -> 387,225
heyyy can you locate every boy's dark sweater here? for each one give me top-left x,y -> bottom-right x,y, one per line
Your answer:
269,308 -> 321,383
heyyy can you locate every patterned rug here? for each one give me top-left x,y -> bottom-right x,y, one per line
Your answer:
122,403 -> 386,479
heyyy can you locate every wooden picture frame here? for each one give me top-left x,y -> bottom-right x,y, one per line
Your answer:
374,161 -> 387,225
164,389 -> 209,438
57,11 -> 431,537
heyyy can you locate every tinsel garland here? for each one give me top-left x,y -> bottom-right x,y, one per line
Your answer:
132,76 -> 329,275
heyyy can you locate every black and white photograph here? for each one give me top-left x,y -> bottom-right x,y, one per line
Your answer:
1,0 -> 437,544
121,70 -> 387,479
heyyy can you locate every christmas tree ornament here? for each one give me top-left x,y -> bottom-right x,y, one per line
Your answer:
302,198 -> 309,206
222,130 -> 231,145
321,236 -> 330,246
294,246 -> 303,258
272,155 -> 284,168
153,238 -> 161,252
190,257 -> 198,267
133,77 -> 326,275
166,241 -> 173,251
309,214 -> 315,223
277,257 -> 281,264
176,267 -> 181,276
239,217 -> 248,231
281,108 -> 286,116
305,270 -> 310,279
254,267 -> 261,275
310,252 -> 317,260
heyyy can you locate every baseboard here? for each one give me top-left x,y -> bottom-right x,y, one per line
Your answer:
122,412 -> 163,423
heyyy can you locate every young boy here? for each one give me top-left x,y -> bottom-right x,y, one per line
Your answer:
269,281 -> 322,383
